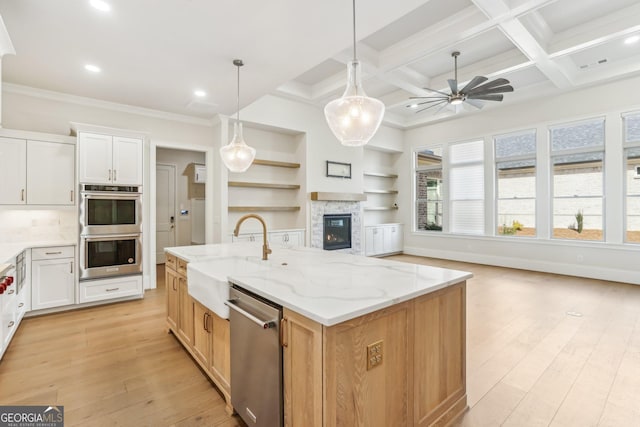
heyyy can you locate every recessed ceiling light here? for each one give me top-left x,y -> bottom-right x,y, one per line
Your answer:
84,64 -> 101,73
409,104 -> 418,109
194,90 -> 207,97
624,35 -> 640,45
90,0 -> 111,12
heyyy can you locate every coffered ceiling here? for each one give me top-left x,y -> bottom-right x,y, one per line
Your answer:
1,0 -> 639,128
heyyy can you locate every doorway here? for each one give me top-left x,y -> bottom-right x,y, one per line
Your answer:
156,163 -> 176,264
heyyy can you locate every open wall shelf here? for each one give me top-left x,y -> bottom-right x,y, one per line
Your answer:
252,159 -> 300,168
228,206 -> 301,212
364,189 -> 398,194
363,171 -> 398,178
364,206 -> 399,211
228,181 -> 300,190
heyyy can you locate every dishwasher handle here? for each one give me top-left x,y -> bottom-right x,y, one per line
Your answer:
225,298 -> 277,329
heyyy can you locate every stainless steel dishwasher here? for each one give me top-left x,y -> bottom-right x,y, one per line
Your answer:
226,284 -> 283,427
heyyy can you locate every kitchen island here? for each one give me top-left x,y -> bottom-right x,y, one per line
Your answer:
165,243 -> 472,427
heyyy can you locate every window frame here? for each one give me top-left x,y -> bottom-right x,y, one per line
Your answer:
549,116 -> 606,242
622,111 -> 640,244
493,128 -> 537,238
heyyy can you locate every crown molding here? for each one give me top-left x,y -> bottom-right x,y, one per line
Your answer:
3,83 -> 214,127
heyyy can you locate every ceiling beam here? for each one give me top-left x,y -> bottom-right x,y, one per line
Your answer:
471,0 -> 573,89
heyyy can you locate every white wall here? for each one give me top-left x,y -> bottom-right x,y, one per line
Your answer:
240,94 -> 402,193
401,74 -> 640,285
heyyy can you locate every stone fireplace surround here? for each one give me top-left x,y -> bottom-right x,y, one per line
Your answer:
309,193 -> 364,255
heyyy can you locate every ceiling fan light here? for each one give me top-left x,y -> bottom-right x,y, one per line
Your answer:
325,60 -> 385,147
450,97 -> 464,106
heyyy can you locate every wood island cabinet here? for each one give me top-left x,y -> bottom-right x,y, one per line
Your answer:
282,281 -> 467,427
165,253 -> 232,415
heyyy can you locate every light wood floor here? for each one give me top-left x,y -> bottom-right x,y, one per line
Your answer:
1,257 -> 639,426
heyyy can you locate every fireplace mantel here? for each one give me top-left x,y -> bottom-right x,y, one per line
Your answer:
310,192 -> 367,202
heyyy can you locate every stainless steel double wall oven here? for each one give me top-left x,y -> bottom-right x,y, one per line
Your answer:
79,184 -> 142,280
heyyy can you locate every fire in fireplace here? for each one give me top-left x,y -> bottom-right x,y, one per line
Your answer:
323,214 -> 352,250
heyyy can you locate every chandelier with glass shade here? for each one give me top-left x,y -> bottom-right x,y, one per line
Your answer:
324,0 -> 385,147
220,59 -> 256,173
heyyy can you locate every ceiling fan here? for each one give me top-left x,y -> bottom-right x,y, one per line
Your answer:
408,51 -> 514,114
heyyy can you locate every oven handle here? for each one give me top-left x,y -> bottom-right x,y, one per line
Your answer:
81,192 -> 141,200
82,233 -> 141,241
225,298 -> 276,329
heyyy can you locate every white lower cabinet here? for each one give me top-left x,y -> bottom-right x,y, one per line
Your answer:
79,275 -> 143,303
365,224 -> 403,256
268,230 -> 304,248
232,229 -> 305,248
31,246 -> 76,311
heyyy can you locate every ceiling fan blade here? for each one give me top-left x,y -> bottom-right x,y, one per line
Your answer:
422,87 -> 451,96
408,96 -> 448,100
460,76 -> 488,94
466,85 -> 514,96
466,94 -> 504,102
434,102 -> 450,115
416,100 -> 448,113
464,78 -> 510,94
407,99 -> 446,109
448,79 -> 458,94
464,98 -> 485,109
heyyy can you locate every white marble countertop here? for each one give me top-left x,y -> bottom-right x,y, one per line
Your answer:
0,240 -> 76,265
166,243 -> 472,327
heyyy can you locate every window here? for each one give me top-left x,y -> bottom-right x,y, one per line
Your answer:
415,147 -> 443,231
494,129 -> 536,236
550,118 -> 605,241
449,140 -> 484,235
624,113 -> 640,243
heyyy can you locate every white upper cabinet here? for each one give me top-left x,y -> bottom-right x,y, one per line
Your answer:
0,137 -> 27,204
27,140 -> 75,205
0,132 -> 76,206
78,132 -> 143,185
112,136 -> 143,185
78,133 -> 112,184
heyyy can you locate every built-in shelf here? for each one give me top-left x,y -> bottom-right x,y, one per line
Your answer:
363,172 -> 398,178
364,206 -> 399,211
228,181 -> 300,190
252,159 -> 301,169
228,206 -> 301,212
364,189 -> 398,194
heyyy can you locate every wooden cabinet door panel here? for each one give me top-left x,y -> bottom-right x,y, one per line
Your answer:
209,312 -> 231,394
112,136 -> 143,185
78,133 -> 112,184
165,268 -> 179,331
177,277 -> 193,346
192,300 -> 211,367
27,141 -> 75,205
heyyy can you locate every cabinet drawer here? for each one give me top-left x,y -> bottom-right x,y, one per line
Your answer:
32,246 -> 74,260
177,258 -> 188,275
165,253 -> 177,271
79,276 -> 142,303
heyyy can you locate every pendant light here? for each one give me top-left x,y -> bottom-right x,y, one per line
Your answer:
324,0 -> 385,147
220,59 -> 256,173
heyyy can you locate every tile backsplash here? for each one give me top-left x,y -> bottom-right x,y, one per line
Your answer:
0,208 -> 77,242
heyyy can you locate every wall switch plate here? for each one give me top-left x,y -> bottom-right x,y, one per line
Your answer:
367,340 -> 383,370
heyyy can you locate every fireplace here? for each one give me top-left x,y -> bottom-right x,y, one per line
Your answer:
323,214 -> 352,250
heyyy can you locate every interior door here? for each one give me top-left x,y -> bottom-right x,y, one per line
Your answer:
156,164 -> 176,263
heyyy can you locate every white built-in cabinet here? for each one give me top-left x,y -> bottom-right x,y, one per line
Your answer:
78,132 -> 143,185
27,140 -> 76,205
0,137 -> 75,205
31,246 -> 76,311
0,137 -> 27,204
232,229 -> 305,248
365,224 -> 403,256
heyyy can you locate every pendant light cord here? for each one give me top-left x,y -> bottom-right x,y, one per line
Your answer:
352,0 -> 357,61
236,62 -> 240,123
